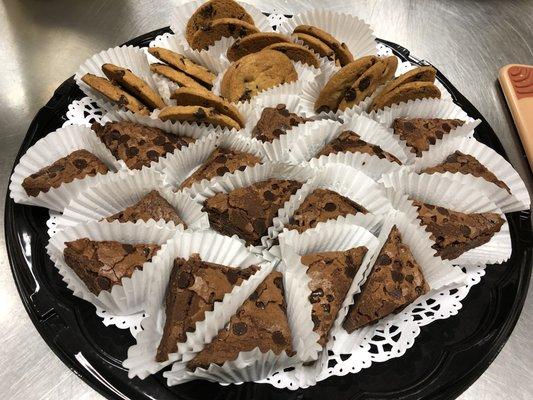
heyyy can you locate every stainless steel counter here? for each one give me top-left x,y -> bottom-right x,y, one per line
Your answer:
0,1 -> 531,399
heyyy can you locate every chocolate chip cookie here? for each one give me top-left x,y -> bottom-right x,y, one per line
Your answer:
293,25 -> 354,66
150,63 -> 208,91
158,105 -> 241,130
190,18 -> 259,51
265,42 -> 320,68
226,32 -> 290,62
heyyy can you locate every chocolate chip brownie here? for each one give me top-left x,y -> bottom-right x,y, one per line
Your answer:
64,238 -> 160,295
343,226 -> 429,332
301,246 -> 368,346
187,271 -> 293,370
420,151 -> 511,193
105,190 -> 186,226
285,188 -> 368,233
178,147 -> 261,190
22,149 -> 109,197
412,200 -> 505,260
315,130 -> 401,164
392,118 -> 464,157
202,178 -> 302,246
156,254 -> 258,362
92,121 -> 193,170
251,104 -> 309,142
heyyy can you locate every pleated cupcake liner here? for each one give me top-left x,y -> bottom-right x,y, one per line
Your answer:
382,173 -> 512,266
278,222 -> 381,378
404,136 -> 530,213
46,219 -> 178,314
269,163 -> 391,245
9,125 -> 121,211
123,230 -> 272,379
331,209 -> 466,354
192,162 -> 317,252
286,114 -> 409,165
277,9 -> 377,60
169,0 -> 274,57
74,45 -> 165,114
159,130 -> 265,196
53,166 -> 209,232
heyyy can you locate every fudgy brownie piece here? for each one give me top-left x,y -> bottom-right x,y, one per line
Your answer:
202,178 -> 302,246
156,254 -> 258,362
105,190 -> 186,226
301,246 -> 368,346
343,226 -> 429,332
92,121 -> 194,170
187,271 -> 293,370
420,151 -> 511,194
412,200 -> 505,260
178,147 -> 262,190
284,188 -> 368,233
392,118 -> 464,157
63,238 -> 160,295
22,149 -> 109,197
315,130 -> 401,164
251,104 -> 308,142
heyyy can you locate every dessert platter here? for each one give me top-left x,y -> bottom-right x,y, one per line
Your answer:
6,1 -> 532,399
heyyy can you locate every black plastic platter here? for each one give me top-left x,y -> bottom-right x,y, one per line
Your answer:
5,27 -> 532,400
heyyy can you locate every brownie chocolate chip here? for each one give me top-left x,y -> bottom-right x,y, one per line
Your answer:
251,104 -> 309,143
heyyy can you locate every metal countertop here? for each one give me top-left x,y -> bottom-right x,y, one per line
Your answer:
0,1 -> 531,399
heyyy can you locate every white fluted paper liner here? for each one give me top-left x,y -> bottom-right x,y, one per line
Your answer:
46,219 -> 178,314
160,130 -> 265,195
308,154 -> 401,182
75,45 -> 165,114
277,9 -> 376,60
331,210 -> 466,353
287,114 -> 408,165
9,125 -> 121,211
270,164 -> 391,244
193,162 -> 317,251
54,167 -> 209,232
124,230 -> 274,379
169,0 -> 273,56
279,223 -> 380,375
407,136 -> 530,213
382,173 -> 511,266
212,60 -> 318,101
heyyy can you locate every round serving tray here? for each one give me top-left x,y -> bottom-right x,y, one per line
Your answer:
5,27 -> 532,400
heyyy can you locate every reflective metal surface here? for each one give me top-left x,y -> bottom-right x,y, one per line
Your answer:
0,1 -> 531,399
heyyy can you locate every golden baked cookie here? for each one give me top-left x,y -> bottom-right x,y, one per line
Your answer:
314,55 -> 378,113
226,32 -> 290,62
293,32 -> 336,64
81,73 -> 150,115
148,47 -> 216,88
101,63 -> 166,110
337,56 -> 398,111
159,105 -> 241,130
369,81 -> 441,111
379,66 -> 437,98
293,25 -> 353,66
264,42 -> 320,68
185,0 -> 254,45
171,87 -> 245,128
220,50 -> 298,102
190,18 -> 259,51
150,63 -> 208,91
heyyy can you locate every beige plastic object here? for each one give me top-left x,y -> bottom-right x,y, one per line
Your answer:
498,64 -> 533,170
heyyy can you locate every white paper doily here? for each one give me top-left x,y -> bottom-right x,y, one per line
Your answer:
95,306 -> 146,337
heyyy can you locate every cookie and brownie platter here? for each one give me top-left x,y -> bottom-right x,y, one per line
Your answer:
8,0 -> 530,391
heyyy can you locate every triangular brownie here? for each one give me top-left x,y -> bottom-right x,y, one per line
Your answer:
343,226 -> 429,332
412,200 -> 505,260
106,190 -> 186,226
285,188 -> 367,233
64,238 -> 160,295
392,118 -> 464,157
187,271 -> 293,370
178,147 -> 261,190
251,104 -> 308,143
301,246 -> 368,346
156,254 -> 258,362
420,151 -> 511,194
202,178 -> 302,246
316,130 -> 401,164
